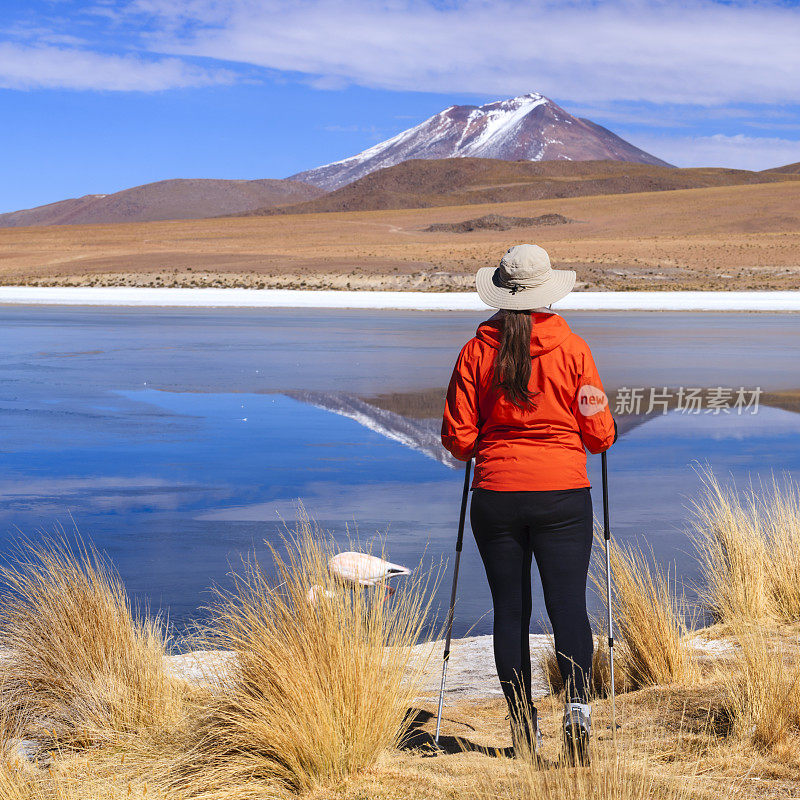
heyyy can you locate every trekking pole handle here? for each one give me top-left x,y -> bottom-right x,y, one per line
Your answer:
454,457 -> 472,554
601,451 -> 611,541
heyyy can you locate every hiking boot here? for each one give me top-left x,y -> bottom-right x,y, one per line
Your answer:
510,708 -> 543,761
562,702 -> 590,766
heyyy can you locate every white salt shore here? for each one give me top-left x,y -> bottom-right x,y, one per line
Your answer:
1,286 -> 800,311
165,633 -> 735,701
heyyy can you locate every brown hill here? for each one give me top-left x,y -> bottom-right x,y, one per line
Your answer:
248,158 -> 798,216
763,162 -> 800,174
0,178 -> 325,228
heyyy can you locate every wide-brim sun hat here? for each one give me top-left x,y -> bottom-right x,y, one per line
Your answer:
476,243 -> 576,310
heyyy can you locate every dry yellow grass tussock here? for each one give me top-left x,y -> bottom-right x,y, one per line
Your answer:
721,624 -> 800,757
0,540 -> 189,749
167,518 -> 438,796
605,543 -> 699,690
755,479 -> 800,622
691,470 -> 800,627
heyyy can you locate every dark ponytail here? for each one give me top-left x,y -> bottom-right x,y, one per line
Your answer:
493,310 -> 535,408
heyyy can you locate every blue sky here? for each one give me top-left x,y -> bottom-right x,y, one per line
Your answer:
1,0 -> 800,213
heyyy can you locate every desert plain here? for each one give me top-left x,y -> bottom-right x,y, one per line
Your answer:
1,180 -> 799,292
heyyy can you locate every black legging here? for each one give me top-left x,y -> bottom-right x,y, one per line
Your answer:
470,487 -> 594,716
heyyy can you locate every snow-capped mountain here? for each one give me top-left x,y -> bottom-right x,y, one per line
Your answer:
291,93 -> 671,191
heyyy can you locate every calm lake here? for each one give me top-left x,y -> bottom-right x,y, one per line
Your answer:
1,306 -> 799,641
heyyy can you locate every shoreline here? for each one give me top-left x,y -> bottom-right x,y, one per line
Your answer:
2,286 -> 800,311
166,633 -> 732,701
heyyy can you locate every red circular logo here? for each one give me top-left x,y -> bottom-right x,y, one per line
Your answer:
578,385 -> 608,416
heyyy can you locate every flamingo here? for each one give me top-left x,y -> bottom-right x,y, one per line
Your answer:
306,552 -> 411,606
328,552 -> 411,586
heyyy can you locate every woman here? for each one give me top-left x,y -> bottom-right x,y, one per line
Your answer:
441,244 -> 616,763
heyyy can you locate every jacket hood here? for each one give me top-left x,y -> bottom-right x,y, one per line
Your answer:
475,311 -> 572,356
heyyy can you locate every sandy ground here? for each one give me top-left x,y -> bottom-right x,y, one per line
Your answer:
1,181 -> 799,292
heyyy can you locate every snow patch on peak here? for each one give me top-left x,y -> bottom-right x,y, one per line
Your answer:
484,92 -> 548,110
461,95 -> 548,155
509,92 -> 546,104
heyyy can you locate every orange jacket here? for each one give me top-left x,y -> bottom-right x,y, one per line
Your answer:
441,312 -> 616,491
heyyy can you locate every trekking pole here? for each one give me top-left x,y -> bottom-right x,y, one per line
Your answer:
601,450 -> 616,733
434,457 -> 472,747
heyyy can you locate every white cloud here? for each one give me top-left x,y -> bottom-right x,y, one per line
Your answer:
563,103 -> 780,129
625,133 -> 800,170
136,0 -> 800,106
0,42 -> 234,91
